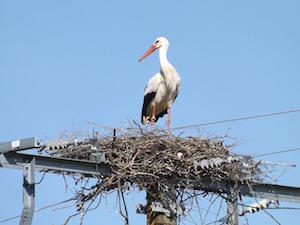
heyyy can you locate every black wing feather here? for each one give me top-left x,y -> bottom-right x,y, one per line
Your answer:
141,91 -> 169,123
154,108 -> 168,122
141,92 -> 156,123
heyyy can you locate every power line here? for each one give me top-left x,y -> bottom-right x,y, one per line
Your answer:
171,108 -> 300,131
0,214 -> 20,224
254,147 -> 300,158
0,197 -> 76,224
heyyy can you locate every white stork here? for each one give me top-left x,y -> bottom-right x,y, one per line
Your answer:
138,37 -> 181,134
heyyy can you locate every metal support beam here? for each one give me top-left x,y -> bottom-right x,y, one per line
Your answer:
227,187 -> 238,225
20,158 -> 35,225
239,182 -> 300,203
196,178 -> 300,204
1,152 -> 300,204
0,137 -> 43,153
0,152 -> 112,177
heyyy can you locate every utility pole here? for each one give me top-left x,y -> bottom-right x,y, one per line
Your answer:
226,186 -> 238,225
146,186 -> 176,225
2,137 -> 300,225
20,158 -> 35,225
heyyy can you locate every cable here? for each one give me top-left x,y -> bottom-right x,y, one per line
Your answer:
34,171 -> 47,185
0,196 -> 77,224
0,215 -> 20,224
254,147 -> 300,158
170,108 -> 300,131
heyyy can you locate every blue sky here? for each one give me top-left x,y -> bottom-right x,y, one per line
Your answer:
1,1 -> 300,224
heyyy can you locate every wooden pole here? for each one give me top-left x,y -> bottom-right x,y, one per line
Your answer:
146,186 -> 176,225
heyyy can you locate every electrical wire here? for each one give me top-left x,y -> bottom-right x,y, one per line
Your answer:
254,147 -> 300,158
0,196 -> 77,224
170,108 -> 300,131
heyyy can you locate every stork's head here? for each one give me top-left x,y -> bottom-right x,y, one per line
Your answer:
138,37 -> 169,62
153,37 -> 169,49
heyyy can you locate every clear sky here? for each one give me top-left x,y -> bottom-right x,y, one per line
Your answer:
1,0 -> 300,224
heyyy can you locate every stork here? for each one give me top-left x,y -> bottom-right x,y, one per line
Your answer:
138,37 -> 181,135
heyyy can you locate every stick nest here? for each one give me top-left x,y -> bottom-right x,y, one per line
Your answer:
41,127 -> 264,219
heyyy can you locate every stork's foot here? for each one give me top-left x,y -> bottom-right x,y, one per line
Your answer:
143,116 -> 150,124
150,115 -> 156,132
151,115 -> 156,123
168,129 -> 171,136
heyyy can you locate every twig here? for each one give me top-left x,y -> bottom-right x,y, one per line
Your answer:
63,212 -> 80,225
214,198 -> 223,225
121,191 -> 129,225
203,195 -> 218,224
62,173 -> 69,193
194,192 -> 203,225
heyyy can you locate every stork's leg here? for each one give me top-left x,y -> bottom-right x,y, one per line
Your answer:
168,105 -> 171,136
151,105 -> 156,132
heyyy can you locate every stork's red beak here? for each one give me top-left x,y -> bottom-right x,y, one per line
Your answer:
138,45 -> 157,62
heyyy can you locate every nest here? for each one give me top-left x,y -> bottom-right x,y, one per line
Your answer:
42,126 -> 264,223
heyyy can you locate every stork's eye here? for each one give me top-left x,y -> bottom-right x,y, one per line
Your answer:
155,40 -> 159,44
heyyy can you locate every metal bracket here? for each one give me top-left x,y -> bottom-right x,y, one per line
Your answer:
20,158 -> 35,225
0,137 -> 43,153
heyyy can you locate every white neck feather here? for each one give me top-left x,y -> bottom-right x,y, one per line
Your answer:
159,46 -> 173,75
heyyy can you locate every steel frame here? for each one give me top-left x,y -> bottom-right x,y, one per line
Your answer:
1,137 -> 300,225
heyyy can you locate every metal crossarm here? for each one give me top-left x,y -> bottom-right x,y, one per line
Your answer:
240,181 -> 300,203
0,137 -> 43,153
1,152 -> 300,204
198,178 -> 300,204
0,152 -> 112,177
